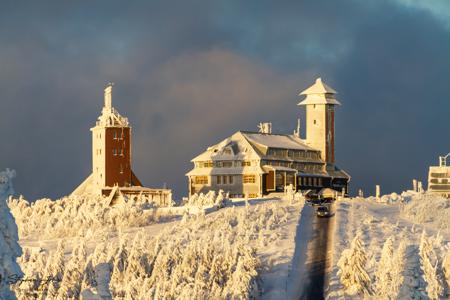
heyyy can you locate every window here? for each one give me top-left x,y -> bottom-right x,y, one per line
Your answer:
313,120 -> 317,125
194,176 -> 208,184
200,161 -> 213,168
216,176 -> 221,184
241,161 -> 251,167
223,148 -> 232,155
243,174 -> 256,184
229,175 -> 233,184
120,164 -> 123,174
223,175 -> 228,184
113,149 -> 117,156
222,161 -> 233,168
113,131 -> 117,139
276,173 -> 283,186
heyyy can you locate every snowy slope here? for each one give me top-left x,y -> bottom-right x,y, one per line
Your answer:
328,193 -> 450,299
12,195 -> 307,299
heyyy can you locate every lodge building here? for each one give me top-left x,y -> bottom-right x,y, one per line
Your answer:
186,78 -> 350,198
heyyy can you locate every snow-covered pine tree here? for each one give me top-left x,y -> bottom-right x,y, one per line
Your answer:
337,234 -> 372,296
81,256 -> 97,291
57,243 -> 85,299
110,239 -> 128,298
375,237 -> 394,297
419,232 -> 444,299
390,240 -> 407,297
0,169 -> 22,299
442,247 -> 450,297
45,240 -> 65,299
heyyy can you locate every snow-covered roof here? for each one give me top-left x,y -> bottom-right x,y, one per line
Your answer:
186,166 -> 265,176
262,165 -> 297,173
298,77 -> 341,106
190,131 -> 322,165
242,132 -> 316,151
326,167 -> 351,179
191,132 -> 262,162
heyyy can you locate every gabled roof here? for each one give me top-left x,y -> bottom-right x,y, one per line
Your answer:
298,77 -> 341,106
190,131 -> 322,164
242,132 -> 316,151
190,132 -> 261,162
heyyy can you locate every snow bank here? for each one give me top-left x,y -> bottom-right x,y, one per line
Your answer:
400,193 -> 450,231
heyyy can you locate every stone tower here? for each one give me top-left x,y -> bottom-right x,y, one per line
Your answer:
91,84 -> 133,189
298,77 -> 341,164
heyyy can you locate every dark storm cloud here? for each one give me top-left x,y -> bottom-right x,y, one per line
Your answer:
0,0 -> 448,199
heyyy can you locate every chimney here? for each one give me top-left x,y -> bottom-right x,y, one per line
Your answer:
293,118 -> 301,138
258,122 -> 272,134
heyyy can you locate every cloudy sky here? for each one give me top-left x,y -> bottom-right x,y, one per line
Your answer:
1,0 -> 449,200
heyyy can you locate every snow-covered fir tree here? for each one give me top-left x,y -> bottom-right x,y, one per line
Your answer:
442,246 -> 450,297
337,234 -> 372,296
375,237 -> 394,297
0,169 -> 22,299
419,231 -> 444,299
57,243 -> 87,299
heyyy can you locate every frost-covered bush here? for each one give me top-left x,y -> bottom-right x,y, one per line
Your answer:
0,169 -> 22,299
8,194 -> 174,239
400,193 -> 450,231
187,190 -> 230,207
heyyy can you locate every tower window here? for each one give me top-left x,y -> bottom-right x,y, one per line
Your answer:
313,120 -> 317,125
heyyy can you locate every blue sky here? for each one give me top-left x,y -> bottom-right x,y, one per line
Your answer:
0,0 -> 449,199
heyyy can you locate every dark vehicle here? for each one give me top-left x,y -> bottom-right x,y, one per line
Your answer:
304,190 -> 319,204
316,205 -> 332,217
310,198 -> 323,206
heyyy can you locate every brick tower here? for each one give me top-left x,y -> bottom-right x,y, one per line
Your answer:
90,83 -> 136,189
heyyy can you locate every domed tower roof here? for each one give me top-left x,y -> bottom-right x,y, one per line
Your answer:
298,77 -> 341,106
